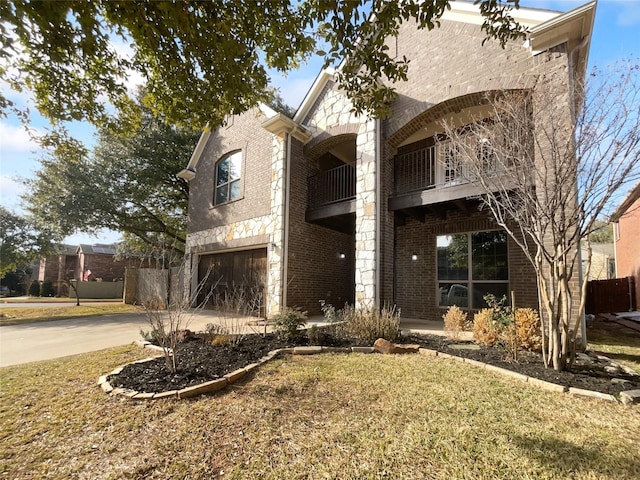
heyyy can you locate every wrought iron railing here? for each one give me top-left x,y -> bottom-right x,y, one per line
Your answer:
307,163 -> 356,209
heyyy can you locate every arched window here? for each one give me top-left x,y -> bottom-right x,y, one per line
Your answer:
214,151 -> 242,205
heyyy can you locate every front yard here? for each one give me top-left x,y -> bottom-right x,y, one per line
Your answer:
1,336 -> 639,479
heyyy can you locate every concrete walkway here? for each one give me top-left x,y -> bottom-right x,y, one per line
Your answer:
0,310 -> 453,367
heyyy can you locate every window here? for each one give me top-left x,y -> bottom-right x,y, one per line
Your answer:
214,151 -> 242,205
437,230 -> 509,309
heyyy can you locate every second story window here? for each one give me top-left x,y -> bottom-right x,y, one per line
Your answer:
214,151 -> 242,205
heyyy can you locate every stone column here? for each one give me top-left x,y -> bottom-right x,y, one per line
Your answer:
355,120 -> 377,309
267,134 -> 286,316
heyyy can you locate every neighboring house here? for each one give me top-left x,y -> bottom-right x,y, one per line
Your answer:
76,244 -> 127,282
179,1 -> 595,320
611,181 -> 640,309
36,244 -> 78,291
36,243 -> 129,295
582,243 -> 616,281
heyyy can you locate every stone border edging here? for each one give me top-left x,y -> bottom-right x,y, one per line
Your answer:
98,342 -> 640,404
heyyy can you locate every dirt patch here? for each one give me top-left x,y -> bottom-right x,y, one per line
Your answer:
109,326 -> 640,395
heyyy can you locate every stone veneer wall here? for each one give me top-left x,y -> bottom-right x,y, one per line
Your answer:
184,108 -> 287,315
301,83 -> 382,310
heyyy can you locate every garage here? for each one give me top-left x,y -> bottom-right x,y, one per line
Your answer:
197,248 -> 267,315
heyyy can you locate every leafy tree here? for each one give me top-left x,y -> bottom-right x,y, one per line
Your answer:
588,221 -> 613,244
0,208 -> 52,278
23,99 -> 200,254
443,60 -> 640,371
1,0 -> 526,130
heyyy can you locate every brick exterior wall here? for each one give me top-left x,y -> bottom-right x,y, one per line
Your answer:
187,109 -> 273,235
394,209 -> 538,320
286,139 -> 355,314
615,194 -> 640,308
181,6 -> 589,323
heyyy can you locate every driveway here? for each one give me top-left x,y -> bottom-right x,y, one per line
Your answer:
0,310 -> 268,367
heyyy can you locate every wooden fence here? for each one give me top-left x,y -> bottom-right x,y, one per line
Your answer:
586,276 -> 636,314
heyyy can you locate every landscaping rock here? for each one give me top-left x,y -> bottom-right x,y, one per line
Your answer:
373,338 -> 419,354
619,389 -> 640,404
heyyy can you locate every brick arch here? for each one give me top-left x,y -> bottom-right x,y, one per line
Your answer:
387,87 -> 532,149
304,123 -> 360,160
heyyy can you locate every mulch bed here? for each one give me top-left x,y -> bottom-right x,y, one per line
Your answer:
109,327 -> 640,396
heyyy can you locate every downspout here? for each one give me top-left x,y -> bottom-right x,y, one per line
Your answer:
375,118 -> 381,308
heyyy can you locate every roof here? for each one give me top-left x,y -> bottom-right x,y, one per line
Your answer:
611,181 -> 640,222
55,244 -> 77,256
77,244 -> 117,255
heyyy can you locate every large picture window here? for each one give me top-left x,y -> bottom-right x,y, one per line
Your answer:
214,151 -> 242,205
437,230 -> 509,309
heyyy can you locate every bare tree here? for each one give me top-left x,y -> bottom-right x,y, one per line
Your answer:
442,60 -> 640,371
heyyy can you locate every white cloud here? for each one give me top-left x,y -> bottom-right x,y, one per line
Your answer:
0,122 -> 40,153
0,175 -> 25,212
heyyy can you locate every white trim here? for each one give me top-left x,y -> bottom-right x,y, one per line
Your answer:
177,129 -> 211,180
292,68 -> 336,124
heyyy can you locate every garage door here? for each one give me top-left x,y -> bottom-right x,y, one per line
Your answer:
197,249 -> 267,315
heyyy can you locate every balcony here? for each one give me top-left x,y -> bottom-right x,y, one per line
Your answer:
306,163 -> 356,233
390,144 -> 482,212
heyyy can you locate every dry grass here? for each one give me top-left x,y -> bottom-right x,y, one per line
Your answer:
1,345 -> 639,479
0,304 -> 143,326
587,318 -> 640,373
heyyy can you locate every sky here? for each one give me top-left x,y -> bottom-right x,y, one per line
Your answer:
0,0 -> 638,246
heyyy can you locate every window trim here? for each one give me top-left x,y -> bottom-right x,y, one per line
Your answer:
213,150 -> 243,206
436,229 -> 510,310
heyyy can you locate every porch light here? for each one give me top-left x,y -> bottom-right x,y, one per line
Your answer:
412,254 -> 418,261
339,253 -> 346,259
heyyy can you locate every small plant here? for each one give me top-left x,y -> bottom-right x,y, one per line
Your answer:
515,308 -> 542,352
320,300 -> 338,323
28,281 -> 40,297
342,304 -> 400,345
40,280 -> 55,297
202,322 -> 228,342
472,308 -> 501,347
211,334 -> 231,347
442,305 -> 468,341
271,307 -> 307,341
307,324 -> 324,346
139,328 -> 160,344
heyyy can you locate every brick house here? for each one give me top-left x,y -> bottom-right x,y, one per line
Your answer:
179,1 -> 596,320
37,243 -> 130,295
611,181 -> 640,310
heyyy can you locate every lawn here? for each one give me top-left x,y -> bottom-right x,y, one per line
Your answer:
0,304 -> 143,326
587,317 -> 640,373
1,341 -> 638,479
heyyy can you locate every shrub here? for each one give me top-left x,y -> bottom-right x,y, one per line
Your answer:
211,334 -> 231,346
307,324 -> 326,346
442,305 -> 468,341
28,281 -> 40,297
271,307 -> 307,341
472,308 -> 501,347
202,322 -> 228,342
139,328 -> 160,344
515,308 -> 542,352
40,280 -> 55,297
342,304 -> 400,345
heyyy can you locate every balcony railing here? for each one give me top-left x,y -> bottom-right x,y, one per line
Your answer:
394,145 -> 437,194
394,144 -> 477,195
307,163 -> 356,209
